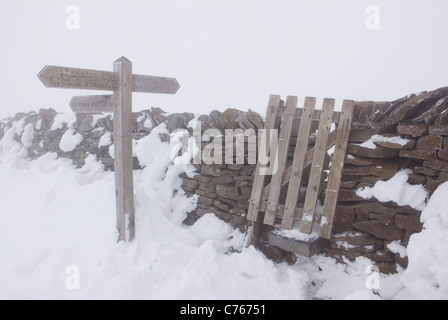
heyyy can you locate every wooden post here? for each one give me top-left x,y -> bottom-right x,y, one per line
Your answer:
113,57 -> 135,242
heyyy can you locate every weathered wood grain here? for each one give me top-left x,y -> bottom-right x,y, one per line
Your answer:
320,100 -> 355,239
113,57 -> 135,242
247,95 -> 280,223
300,99 -> 335,234
38,65 -> 119,91
70,95 -> 114,113
282,97 -> 316,229
38,65 -> 180,94
132,74 -> 180,94
264,96 -> 298,225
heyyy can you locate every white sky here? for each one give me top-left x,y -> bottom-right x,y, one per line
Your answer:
0,0 -> 447,117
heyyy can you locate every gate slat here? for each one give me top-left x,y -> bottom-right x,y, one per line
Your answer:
277,108 -> 341,124
319,100 -> 355,239
260,201 -> 304,219
300,99 -> 335,234
257,110 -> 283,214
259,129 -> 337,201
247,95 -> 281,222
281,97 -> 316,229
264,96 -> 298,225
259,181 -> 326,218
281,129 -> 337,188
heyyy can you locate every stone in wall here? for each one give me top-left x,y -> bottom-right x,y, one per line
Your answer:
374,87 -> 448,132
397,124 -> 428,137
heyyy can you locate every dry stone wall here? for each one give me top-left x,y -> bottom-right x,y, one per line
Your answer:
2,87 -> 448,274
0,107 -> 194,170
182,163 -> 256,232
328,87 -> 448,273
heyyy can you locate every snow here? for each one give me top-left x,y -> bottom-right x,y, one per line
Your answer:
356,169 -> 428,211
92,127 -> 104,133
334,241 -> 355,250
387,241 -> 407,258
15,118 -> 26,136
144,119 -> 154,130
51,113 -> 77,131
274,221 -> 320,241
169,129 -> 200,166
394,182 -> 448,299
98,132 -> 113,148
0,119 -> 28,163
332,232 -> 363,238
1,118 -> 448,300
35,119 -> 42,131
359,139 -> 377,150
320,216 -> 328,226
59,129 -> 83,153
434,98 -> 445,109
359,134 -> 410,150
91,115 -> 104,127
134,125 -> 170,168
108,145 -> 114,159
308,256 -> 382,300
0,124 -> 310,299
20,123 -> 34,148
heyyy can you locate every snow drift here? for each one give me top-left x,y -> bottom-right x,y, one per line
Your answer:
0,123 -> 309,299
394,182 -> 448,299
0,118 -> 447,300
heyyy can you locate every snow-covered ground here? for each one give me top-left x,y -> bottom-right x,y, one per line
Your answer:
0,121 -> 447,300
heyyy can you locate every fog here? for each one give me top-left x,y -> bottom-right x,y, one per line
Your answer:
1,0 -> 447,117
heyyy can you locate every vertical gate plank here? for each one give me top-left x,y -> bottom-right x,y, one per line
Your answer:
300,99 -> 335,234
281,129 -> 337,189
281,97 -> 316,229
264,96 -> 298,225
247,95 -> 281,222
320,100 -> 354,239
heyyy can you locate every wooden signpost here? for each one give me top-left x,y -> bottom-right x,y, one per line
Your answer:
38,57 -> 180,242
69,95 -> 114,114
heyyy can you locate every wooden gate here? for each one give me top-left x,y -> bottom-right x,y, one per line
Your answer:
247,95 -> 354,245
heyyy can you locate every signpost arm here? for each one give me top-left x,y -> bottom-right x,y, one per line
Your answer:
113,57 -> 135,242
